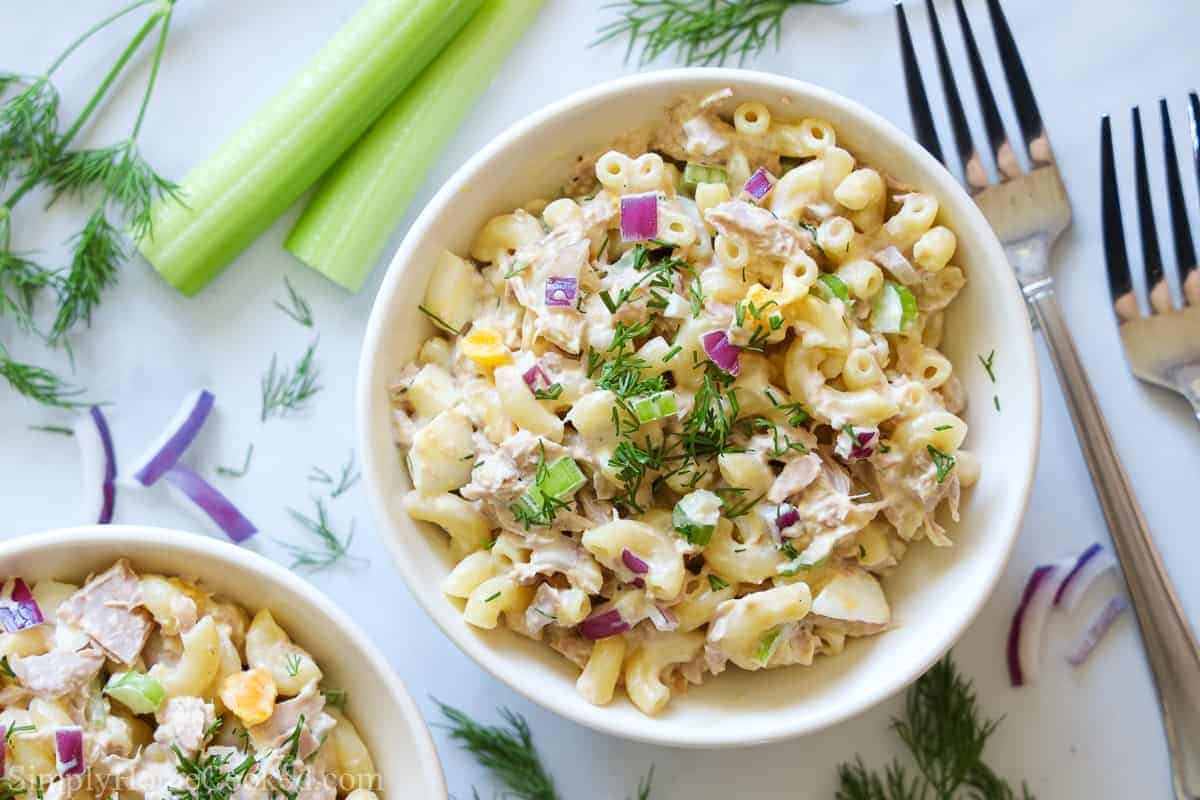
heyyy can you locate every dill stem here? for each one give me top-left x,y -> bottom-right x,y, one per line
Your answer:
45,0 -> 159,76
2,7 -> 164,211
131,1 -> 173,138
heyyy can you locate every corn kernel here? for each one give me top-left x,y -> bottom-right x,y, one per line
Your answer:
220,667 -> 276,726
462,328 -> 511,368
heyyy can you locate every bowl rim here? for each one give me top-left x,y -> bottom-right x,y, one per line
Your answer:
357,66 -> 1041,748
0,524 -> 448,795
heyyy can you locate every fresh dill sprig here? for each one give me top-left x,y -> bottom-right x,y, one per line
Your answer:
436,702 -> 561,800
279,497 -> 360,571
322,687 -> 349,712
926,445 -> 955,484
260,339 -> 322,421
170,740 -> 257,800
0,345 -> 86,408
216,444 -> 254,478
273,275 -> 314,327
595,0 -> 845,67
836,655 -> 1034,800
308,451 -> 360,498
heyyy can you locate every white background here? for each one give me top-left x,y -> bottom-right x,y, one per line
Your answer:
4,1 -> 1200,796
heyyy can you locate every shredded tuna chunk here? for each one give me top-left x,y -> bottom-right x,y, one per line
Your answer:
872,246 -> 920,286
154,696 -> 216,757
56,560 -> 152,664
248,680 -> 330,760
10,647 -> 104,698
705,200 -> 816,262
767,453 -> 822,503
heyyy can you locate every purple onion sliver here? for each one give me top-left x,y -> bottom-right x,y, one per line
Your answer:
743,167 -> 775,201
55,726 -> 84,776
130,389 -> 215,487
0,578 -> 44,634
578,607 -> 630,640
775,504 -> 800,532
620,193 -> 659,242
1053,543 -> 1104,608
701,330 -> 741,376
164,463 -> 258,543
75,406 -> 118,525
621,548 -> 649,575
545,276 -> 578,307
630,577 -> 645,589
522,363 -> 550,390
1066,594 -> 1129,668
1006,563 -> 1060,687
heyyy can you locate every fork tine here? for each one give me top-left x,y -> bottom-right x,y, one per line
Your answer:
1186,91 -> 1200,304
1132,107 -> 1167,313
1101,115 -> 1137,322
923,0 -> 987,192
983,0 -> 1052,167
952,0 -> 1020,182
895,2 -> 944,164
1159,98 -> 1197,306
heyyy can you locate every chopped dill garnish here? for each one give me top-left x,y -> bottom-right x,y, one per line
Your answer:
273,275 -> 314,327
284,653 -> 301,677
933,424 -> 952,431
323,688 -> 349,712
278,497 -> 361,571
503,261 -> 530,279
169,740 -> 257,800
0,656 -> 14,678
662,344 -> 682,362
926,445 -> 955,484
308,451 -> 360,498
533,383 -> 563,400
418,304 -> 462,335
994,395 -> 1001,413
484,591 -> 501,603
28,424 -> 73,435
717,486 -> 763,518
978,349 -> 997,382
260,339 -> 322,422
708,574 -> 730,591
216,443 -> 254,478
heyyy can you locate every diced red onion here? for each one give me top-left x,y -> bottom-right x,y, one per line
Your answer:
55,726 -> 84,776
774,504 -> 800,533
743,167 -> 776,201
621,548 -> 649,575
620,193 -> 659,242
545,276 -> 578,307
1006,563 -> 1062,687
522,363 -> 550,391
1066,594 -> 1129,668
163,464 -> 257,543
630,577 -> 645,589
578,606 -> 630,640
74,405 -> 117,524
701,330 -> 740,376
835,426 -> 879,461
648,605 -> 679,633
1053,543 -> 1118,613
127,389 -> 215,487
0,578 -> 44,634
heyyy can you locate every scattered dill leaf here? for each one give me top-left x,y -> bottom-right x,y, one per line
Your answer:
0,345 -> 86,408
308,451 -> 360,498
284,653 -> 301,677
323,688 -> 349,712
278,497 -> 360,571
503,261 -> 530,279
418,304 -> 462,335
994,395 -> 1001,413
28,424 -> 73,436
926,445 -> 955,484
533,383 -> 563,400
273,275 -> 314,327
260,339 -> 322,421
708,574 -> 730,591
216,443 -> 254,478
978,349 -> 997,382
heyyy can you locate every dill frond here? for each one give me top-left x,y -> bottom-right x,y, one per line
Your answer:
278,497 -> 360,571
308,451 -> 360,498
51,207 -> 123,341
595,0 -> 846,67
260,339 -> 322,421
436,702 -> 561,800
0,345 -> 85,408
273,275 -> 314,327
0,76 -> 59,185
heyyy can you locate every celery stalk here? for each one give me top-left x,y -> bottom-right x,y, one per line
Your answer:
285,0 -> 545,291
138,0 -> 484,296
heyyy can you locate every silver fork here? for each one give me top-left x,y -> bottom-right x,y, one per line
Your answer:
1101,97 -> 1200,423
896,2 -> 1200,796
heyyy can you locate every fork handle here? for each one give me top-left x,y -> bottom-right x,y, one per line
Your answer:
1028,286 -> 1200,799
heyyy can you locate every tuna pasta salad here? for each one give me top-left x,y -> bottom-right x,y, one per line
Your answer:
0,561 -> 377,799
390,90 -> 979,716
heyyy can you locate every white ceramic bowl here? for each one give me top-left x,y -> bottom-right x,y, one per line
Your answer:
358,69 -> 1040,748
0,526 -> 447,796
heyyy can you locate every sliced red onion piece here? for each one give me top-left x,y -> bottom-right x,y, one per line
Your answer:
835,425 -> 879,462
74,406 -> 116,524
621,548 -> 649,575
1006,563 -> 1062,687
630,577 -> 645,589
743,167 -> 776,201
522,362 -> 550,391
578,606 -> 630,640
163,464 -> 257,543
545,276 -> 578,307
701,330 -> 740,376
126,389 -> 215,487
1053,543 -> 1118,612
648,605 -> 679,633
620,193 -> 659,242
55,726 -> 84,776
1066,594 -> 1129,668
0,578 -> 44,634
774,503 -> 800,533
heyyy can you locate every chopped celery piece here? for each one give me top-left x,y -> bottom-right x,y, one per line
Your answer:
104,671 -> 164,714
139,0 -> 484,295
755,626 -> 783,666
541,458 -> 587,499
286,0 -> 545,291
673,489 -> 721,546
870,281 -> 917,334
632,391 -> 678,424
683,162 -> 728,188
813,273 -> 850,303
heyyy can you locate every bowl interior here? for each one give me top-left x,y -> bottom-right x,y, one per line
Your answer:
0,527 -> 446,795
359,69 -> 1039,747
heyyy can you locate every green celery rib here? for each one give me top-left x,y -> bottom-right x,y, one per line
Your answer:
284,0 -> 546,292
138,0 -> 484,296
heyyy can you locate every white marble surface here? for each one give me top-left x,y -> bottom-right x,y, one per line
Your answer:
3,1 -> 1199,796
